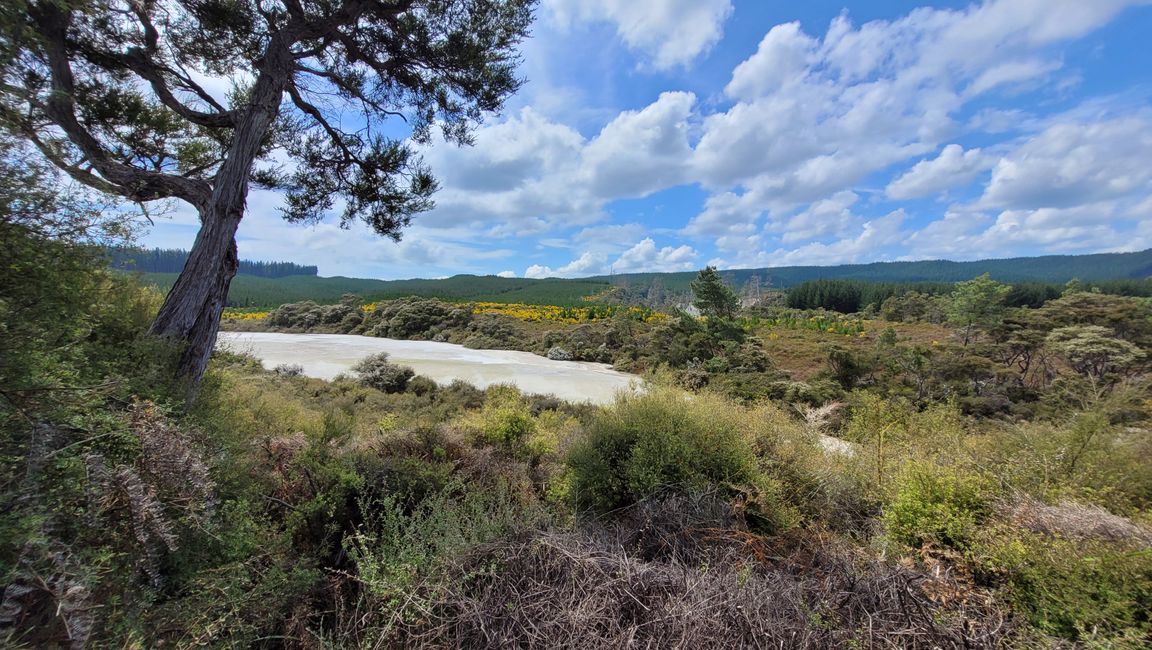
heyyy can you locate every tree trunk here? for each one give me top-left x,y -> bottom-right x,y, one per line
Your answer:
147,33 -> 293,389
149,208 -> 242,386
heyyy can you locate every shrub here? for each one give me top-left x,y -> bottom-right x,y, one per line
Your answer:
565,390 -> 792,531
455,385 -> 575,465
971,528 -> 1152,642
365,297 -> 472,339
883,463 -> 991,550
272,363 -> 304,377
405,375 -> 439,396
353,352 -> 415,393
346,480 -> 545,601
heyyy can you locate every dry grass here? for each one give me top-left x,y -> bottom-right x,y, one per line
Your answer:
366,494 -> 1015,649
1004,494 -> 1152,546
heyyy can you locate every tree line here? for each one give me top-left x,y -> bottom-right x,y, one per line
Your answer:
786,277 -> 1152,313
106,246 -> 318,279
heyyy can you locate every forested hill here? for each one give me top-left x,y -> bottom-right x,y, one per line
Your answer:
107,246 -> 318,278
595,248 -> 1152,293
127,247 -> 1152,307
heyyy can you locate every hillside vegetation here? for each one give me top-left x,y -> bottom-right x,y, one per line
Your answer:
123,247 -> 1152,308
8,177 -> 1152,647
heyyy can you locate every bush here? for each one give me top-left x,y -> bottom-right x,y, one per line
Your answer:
455,385 -> 576,465
883,464 -> 991,550
365,297 -> 472,339
971,529 -> 1152,642
353,352 -> 415,393
272,363 -> 304,377
565,390 -> 792,531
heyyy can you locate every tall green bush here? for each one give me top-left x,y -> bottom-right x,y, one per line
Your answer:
565,390 -> 795,531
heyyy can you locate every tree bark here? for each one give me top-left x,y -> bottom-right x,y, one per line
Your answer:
149,33 -> 295,387
148,209 -> 242,386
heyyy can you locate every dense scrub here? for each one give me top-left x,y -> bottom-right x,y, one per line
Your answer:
6,182 -> 1152,647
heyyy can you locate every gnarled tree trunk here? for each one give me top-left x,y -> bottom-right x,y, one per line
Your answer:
149,34 -> 294,387
148,209 -> 242,386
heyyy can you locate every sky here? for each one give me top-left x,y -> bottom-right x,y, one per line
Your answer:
141,0 -> 1152,279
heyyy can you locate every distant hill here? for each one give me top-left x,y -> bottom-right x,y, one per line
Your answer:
124,248 -> 1152,307
134,272 -> 614,307
589,249 -> 1152,294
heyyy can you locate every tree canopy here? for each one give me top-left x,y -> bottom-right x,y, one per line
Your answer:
946,273 -> 1011,345
0,0 -> 537,385
691,266 -> 738,320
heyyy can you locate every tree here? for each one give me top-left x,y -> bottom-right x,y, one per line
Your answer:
1046,326 -> 1145,381
945,274 -> 1010,346
1,0 -> 536,386
691,266 -> 738,320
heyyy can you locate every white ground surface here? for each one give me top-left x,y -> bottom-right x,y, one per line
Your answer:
217,332 -> 642,405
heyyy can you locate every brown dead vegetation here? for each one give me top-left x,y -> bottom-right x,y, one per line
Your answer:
373,494 -> 1015,649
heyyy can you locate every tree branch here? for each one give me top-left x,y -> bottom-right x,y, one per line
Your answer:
286,82 -> 358,164
36,6 -> 211,209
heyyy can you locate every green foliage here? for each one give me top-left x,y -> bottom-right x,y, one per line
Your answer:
883,464 -> 991,550
971,530 -> 1152,642
456,384 -> 574,463
566,391 -> 760,512
365,297 -> 472,338
880,291 -> 946,322
107,245 -> 317,277
946,273 -> 1011,345
347,481 -> 543,601
691,266 -> 738,319
141,271 -> 617,308
1046,325 -> 1146,379
353,352 -> 416,393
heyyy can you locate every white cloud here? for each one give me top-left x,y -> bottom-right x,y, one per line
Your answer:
496,270 -> 517,278
685,0 -> 1149,251
772,191 -> 860,244
612,238 -> 698,273
769,210 -> 907,266
580,91 -> 696,198
725,22 -> 817,101
981,116 -> 1152,210
546,0 -> 733,69
524,251 -> 609,278
965,59 -> 1063,98
886,144 -> 993,200
417,93 -> 698,238
906,200 -> 1147,259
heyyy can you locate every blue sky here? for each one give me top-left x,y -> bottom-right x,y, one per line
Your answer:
143,0 -> 1152,279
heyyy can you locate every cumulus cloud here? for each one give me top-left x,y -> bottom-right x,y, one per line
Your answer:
546,0 -> 733,69
886,145 -> 993,199
769,210 -> 907,267
612,238 -> 698,273
525,251 -> 609,278
981,116 -> 1152,209
580,92 -> 696,197
725,22 -> 817,101
771,191 -> 861,244
688,0 -> 1149,247
418,92 -> 697,237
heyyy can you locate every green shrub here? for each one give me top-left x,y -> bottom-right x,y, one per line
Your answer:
347,480 -> 544,601
456,385 -> 575,464
353,352 -> 415,393
883,463 -> 991,550
972,530 -> 1152,642
566,390 -> 761,512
